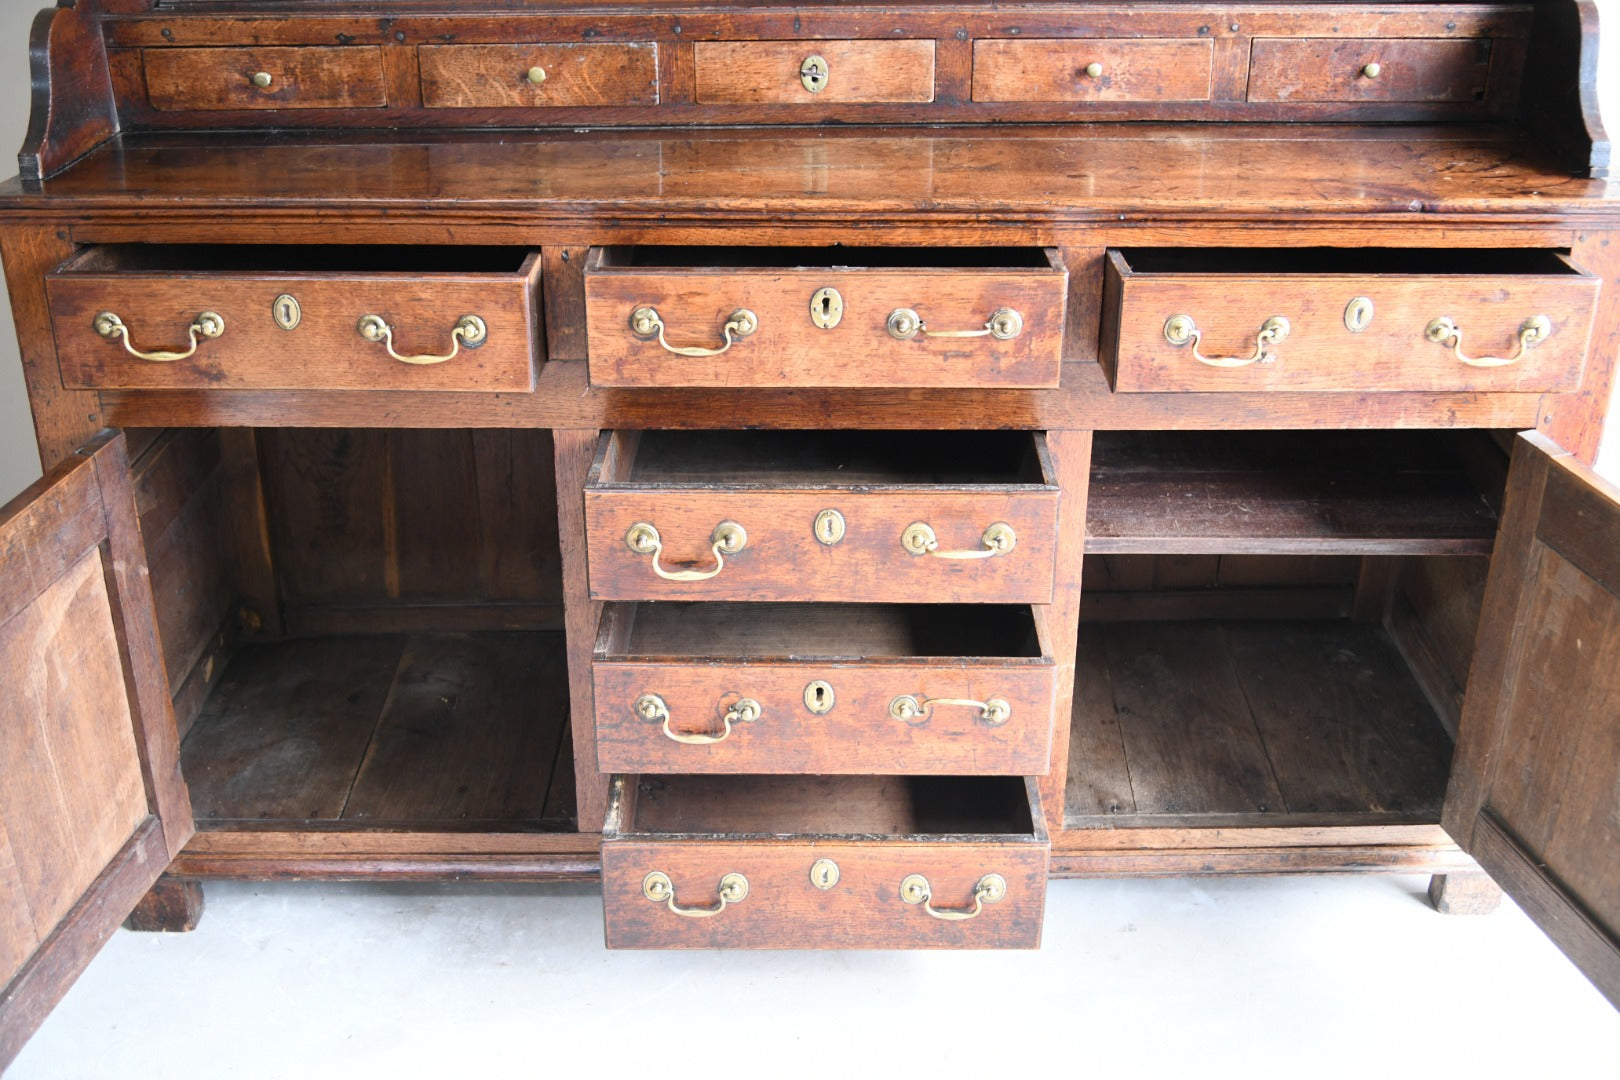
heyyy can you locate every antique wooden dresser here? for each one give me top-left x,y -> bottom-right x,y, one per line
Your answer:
3,0 -> 1619,1060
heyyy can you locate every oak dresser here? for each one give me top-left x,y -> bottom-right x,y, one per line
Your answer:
2,0 -> 1619,1061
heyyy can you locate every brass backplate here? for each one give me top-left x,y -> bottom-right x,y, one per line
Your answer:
804,679 -> 835,715
272,294 -> 302,331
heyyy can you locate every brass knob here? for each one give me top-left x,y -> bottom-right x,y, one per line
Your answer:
1361,62 -> 1382,79
251,71 -> 273,89
1084,62 -> 1103,78
526,66 -> 547,86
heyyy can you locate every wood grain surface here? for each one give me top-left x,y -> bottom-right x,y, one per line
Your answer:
47,247 -> 541,391
694,40 -> 935,104
973,39 -> 1213,102
593,602 -> 1055,774
420,44 -> 658,108
143,47 -> 387,111
1103,249 -> 1598,393
1249,37 -> 1498,103
584,247 -> 1064,388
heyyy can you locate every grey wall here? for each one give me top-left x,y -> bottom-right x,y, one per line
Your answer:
0,3 -> 1617,502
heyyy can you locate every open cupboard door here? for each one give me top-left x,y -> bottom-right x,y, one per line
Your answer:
0,432 -> 194,1067
1444,431 -> 1620,1008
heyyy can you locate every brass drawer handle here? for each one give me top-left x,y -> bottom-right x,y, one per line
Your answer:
1425,315 -> 1552,368
636,693 -> 761,745
900,873 -> 1007,921
1163,314 -> 1290,368
625,521 -> 747,582
630,306 -> 758,357
357,314 -> 487,365
887,306 -> 1023,341
643,870 -> 749,918
901,521 -> 1016,560
889,695 -> 1011,727
94,310 -> 224,363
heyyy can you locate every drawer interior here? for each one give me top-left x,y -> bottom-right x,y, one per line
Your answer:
594,429 -> 1052,487
593,245 -> 1056,270
56,243 -> 535,276
623,774 -> 1035,837
1115,246 -> 1582,276
600,601 -> 1045,659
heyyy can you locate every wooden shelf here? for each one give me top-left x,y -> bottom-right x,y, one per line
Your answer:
180,632 -> 576,831
1065,619 -> 1453,830
1086,431 -> 1503,555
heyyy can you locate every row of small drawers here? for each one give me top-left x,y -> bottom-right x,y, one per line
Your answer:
45,244 -> 1599,394
585,428 -> 1058,947
141,38 -> 1501,111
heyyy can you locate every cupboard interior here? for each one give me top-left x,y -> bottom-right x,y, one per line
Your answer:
134,426 -> 575,833
136,424 -> 1506,839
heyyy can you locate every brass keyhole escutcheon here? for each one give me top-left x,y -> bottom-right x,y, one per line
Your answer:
1344,296 -> 1374,333
801,54 -> 829,93
810,859 -> 841,890
813,508 -> 846,546
272,294 -> 302,331
804,680 -> 835,715
809,287 -> 844,329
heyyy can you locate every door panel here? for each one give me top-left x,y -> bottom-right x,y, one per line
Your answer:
1444,430 -> 1620,1007
0,432 -> 194,1067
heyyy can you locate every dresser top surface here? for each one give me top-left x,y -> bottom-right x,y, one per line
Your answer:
3,125 -> 1611,222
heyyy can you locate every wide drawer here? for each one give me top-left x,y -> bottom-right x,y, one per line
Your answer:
582,246 -> 1066,388
1248,38 -> 1494,103
594,602 -> 1057,774
972,39 -> 1213,102
143,47 -> 387,111
419,43 -> 658,108
583,430 -> 1060,603
46,246 -> 541,392
602,775 -> 1049,949
694,40 -> 935,104
1100,248 -> 1599,393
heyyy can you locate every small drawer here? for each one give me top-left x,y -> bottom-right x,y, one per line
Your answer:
1100,248 -> 1599,394
594,602 -> 1057,774
693,40 -> 935,104
972,39 -> 1213,102
583,246 -> 1066,388
46,246 -> 540,392
583,430 -> 1060,602
1248,38 -> 1494,103
143,47 -> 387,111
602,774 -> 1049,949
419,44 -> 658,108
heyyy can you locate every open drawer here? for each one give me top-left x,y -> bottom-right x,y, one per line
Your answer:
593,602 -> 1057,774
1100,248 -> 1598,393
46,245 -> 541,391
582,245 -> 1066,388
583,429 -> 1060,603
602,774 -> 1049,948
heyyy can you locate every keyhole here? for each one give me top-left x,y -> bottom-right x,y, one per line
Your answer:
814,686 -> 825,708
819,295 -> 831,317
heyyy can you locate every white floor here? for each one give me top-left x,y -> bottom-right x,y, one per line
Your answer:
11,874 -> 1618,1078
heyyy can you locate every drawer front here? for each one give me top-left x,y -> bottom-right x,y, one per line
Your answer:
694,40 -> 935,104
972,39 -> 1213,102
593,610 -> 1057,775
603,776 -> 1049,949
583,248 -> 1066,388
1248,38 -> 1493,103
143,47 -> 387,111
1102,252 -> 1599,394
419,44 -> 658,108
47,251 -> 541,392
585,488 -> 1059,603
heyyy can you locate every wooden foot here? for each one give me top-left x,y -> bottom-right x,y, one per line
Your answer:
123,877 -> 205,933
1427,871 -> 1503,916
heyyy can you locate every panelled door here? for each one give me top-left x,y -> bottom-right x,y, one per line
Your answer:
0,431 -> 193,1067
1445,430 -> 1620,1008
